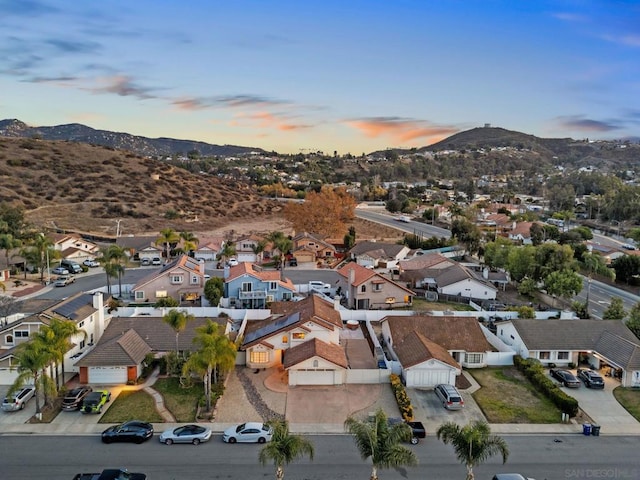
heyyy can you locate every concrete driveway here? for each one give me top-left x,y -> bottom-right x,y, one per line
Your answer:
0,385 -> 36,425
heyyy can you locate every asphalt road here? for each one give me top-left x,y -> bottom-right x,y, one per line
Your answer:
355,209 -> 451,239
574,277 -> 640,319
0,434 -> 638,480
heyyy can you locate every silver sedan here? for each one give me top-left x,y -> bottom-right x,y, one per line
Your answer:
159,424 -> 212,445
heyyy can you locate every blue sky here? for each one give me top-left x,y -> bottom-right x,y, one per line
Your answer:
1,0 -> 639,154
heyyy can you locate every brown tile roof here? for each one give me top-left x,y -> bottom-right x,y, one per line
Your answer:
283,337 -> 348,369
337,262 -> 416,295
393,331 -> 460,369
226,263 -> 296,290
384,315 -> 494,353
349,241 -> 407,259
399,253 -> 451,271
75,329 -> 152,367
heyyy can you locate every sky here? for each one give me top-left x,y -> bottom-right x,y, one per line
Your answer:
1,0 -> 639,155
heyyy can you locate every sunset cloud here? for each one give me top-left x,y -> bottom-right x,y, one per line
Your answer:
555,115 -> 619,132
172,94 -> 289,111
88,75 -> 156,100
346,117 -> 459,145
240,111 -> 311,131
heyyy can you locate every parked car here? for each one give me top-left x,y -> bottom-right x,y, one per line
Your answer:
61,259 -> 83,274
309,280 -> 331,293
222,422 -> 273,443
388,418 -> 426,444
227,258 -> 239,266
2,385 -> 36,411
288,258 -> 298,267
101,420 -> 154,444
55,275 -> 76,287
140,258 -> 151,266
492,475 -> 535,480
62,386 -> 93,411
159,424 -> 212,445
83,259 -> 100,268
151,257 -> 162,266
434,384 -> 465,410
550,369 -> 581,388
52,266 -> 69,275
577,368 -> 605,389
81,390 -> 111,413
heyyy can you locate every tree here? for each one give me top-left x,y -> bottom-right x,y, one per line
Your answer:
611,255 -> 640,284
156,228 -> 180,260
436,420 -> 509,480
268,232 -> 293,272
181,320 -> 237,411
20,233 -> 57,283
582,252 -> 615,317
10,337 -> 56,415
603,297 -> 626,320
46,318 -> 85,390
626,302 -> 640,339
284,186 -> 357,237
162,309 -> 194,354
0,233 -> 21,270
506,246 -> 536,282
101,244 -> 126,297
344,408 -> 417,480
204,277 -> 224,306
258,419 -> 315,480
482,238 -> 513,270
179,231 -> 199,256
219,242 -> 237,265
155,296 -> 179,308
451,219 -> 481,255
543,269 -> 583,307
533,243 -> 576,281
344,226 -> 356,250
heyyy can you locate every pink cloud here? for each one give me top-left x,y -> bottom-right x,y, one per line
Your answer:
346,117 -> 458,145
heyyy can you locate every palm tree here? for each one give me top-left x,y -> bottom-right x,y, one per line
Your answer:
47,318 -> 86,389
9,337 -> 56,414
219,242 -> 236,265
258,419 -> 314,480
181,320 -> 237,411
156,228 -> 180,260
252,239 -> 267,263
0,233 -> 21,270
162,309 -> 194,354
19,233 -> 57,282
344,408 -> 417,480
179,231 -> 199,257
436,420 -> 509,480
267,231 -> 292,272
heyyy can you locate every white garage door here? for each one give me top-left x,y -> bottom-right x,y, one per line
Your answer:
406,369 -> 452,388
0,368 -> 19,385
89,367 -> 127,385
290,370 -> 336,386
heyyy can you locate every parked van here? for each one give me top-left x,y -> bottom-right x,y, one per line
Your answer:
434,384 -> 464,410
61,259 -> 83,274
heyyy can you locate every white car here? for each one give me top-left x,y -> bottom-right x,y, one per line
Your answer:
222,422 -> 273,444
159,424 -> 212,445
83,259 -> 100,268
309,280 -> 331,293
227,258 -> 239,266
2,385 -> 36,411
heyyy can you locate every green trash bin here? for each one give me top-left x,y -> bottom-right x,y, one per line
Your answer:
591,424 -> 600,436
582,423 -> 591,436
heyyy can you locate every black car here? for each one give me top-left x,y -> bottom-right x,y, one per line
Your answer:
550,368 -> 581,388
61,386 -> 93,411
102,420 -> 154,444
577,368 -> 605,389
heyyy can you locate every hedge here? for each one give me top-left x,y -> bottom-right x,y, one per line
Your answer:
513,355 -> 579,417
389,374 -> 414,421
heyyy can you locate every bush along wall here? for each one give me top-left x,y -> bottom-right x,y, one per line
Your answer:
390,374 -> 414,421
513,356 -> 579,417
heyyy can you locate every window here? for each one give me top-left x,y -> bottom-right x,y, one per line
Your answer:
360,285 -> 366,293
5,334 -> 13,344
80,339 -> 86,349
282,292 -> 292,300
135,291 -> 145,300
465,353 -> 482,364
155,290 -> 168,298
15,331 -> 29,338
269,281 -> 277,291
242,282 -> 253,292
191,275 -> 199,284
282,335 -> 288,344
89,333 -> 94,344
250,351 -> 268,364
313,360 -> 319,368
539,351 -> 551,360
170,275 -> 183,284
373,284 -> 383,292
557,351 -> 569,360
292,332 -> 305,340
78,321 -> 84,328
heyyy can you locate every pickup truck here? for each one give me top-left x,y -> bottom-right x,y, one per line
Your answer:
72,468 -> 146,480
388,418 -> 426,444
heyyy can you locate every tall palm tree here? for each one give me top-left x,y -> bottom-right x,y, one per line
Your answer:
156,228 -> 180,260
106,244 -> 127,297
181,320 -> 237,411
252,239 -> 267,263
258,419 -> 314,480
162,309 -> 194,354
47,318 -> 86,389
344,408 -> 417,480
219,242 -> 236,265
19,233 -> 57,282
0,233 -> 21,270
436,420 -> 509,480
9,337 -> 56,414
179,231 -> 199,257
267,231 -> 292,272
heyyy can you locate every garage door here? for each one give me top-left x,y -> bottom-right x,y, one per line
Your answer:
237,253 -> 255,263
0,368 -> 19,385
290,370 -> 337,386
407,369 -> 452,388
89,366 -> 127,385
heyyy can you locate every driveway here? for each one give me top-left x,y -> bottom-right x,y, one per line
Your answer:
0,385 -> 36,425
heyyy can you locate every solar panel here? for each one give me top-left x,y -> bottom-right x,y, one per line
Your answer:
244,312 -> 300,345
52,294 -> 91,320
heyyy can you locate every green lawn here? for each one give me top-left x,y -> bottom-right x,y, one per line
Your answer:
613,387 -> 640,421
152,377 -> 205,422
470,367 -> 563,423
99,390 -> 164,424
408,298 -> 475,312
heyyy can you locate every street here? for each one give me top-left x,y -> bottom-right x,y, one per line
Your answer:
0,434 -> 638,479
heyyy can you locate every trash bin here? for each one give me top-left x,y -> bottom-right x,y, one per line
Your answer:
582,423 -> 592,436
591,424 -> 600,436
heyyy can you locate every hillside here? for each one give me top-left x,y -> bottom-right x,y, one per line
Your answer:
0,136 -> 282,236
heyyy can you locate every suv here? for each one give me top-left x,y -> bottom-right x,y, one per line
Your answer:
151,257 -> 162,266
140,258 -> 151,266
81,390 -> 111,414
434,384 -> 464,410
62,386 -> 93,411
577,368 -> 605,389
61,259 -> 83,274
2,385 -> 36,411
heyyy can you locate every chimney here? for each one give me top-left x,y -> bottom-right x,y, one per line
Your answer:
334,295 -> 341,310
349,268 -> 355,286
483,267 -> 489,280
198,258 -> 205,275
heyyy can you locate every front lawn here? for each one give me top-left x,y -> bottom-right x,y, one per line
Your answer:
152,377 -> 205,422
99,390 -> 164,424
470,367 -> 562,423
409,298 -> 475,312
613,387 -> 640,421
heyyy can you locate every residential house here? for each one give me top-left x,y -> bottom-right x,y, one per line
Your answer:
508,221 -> 534,245
291,232 -> 337,265
0,292 -> 106,384
131,255 -> 206,304
496,319 -> 640,387
380,315 -> 494,387
337,262 -> 415,310
74,315 -> 230,384
116,235 -> 162,261
348,241 -> 410,269
586,242 -> 626,265
194,237 -> 225,263
234,235 -> 266,264
52,233 -> 100,263
223,262 -> 297,308
429,263 -> 498,301
398,253 -> 453,288
240,295 -> 346,385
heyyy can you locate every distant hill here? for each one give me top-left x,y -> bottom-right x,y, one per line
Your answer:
0,119 -> 265,157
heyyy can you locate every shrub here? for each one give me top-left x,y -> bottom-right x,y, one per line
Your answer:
389,374 -> 414,421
